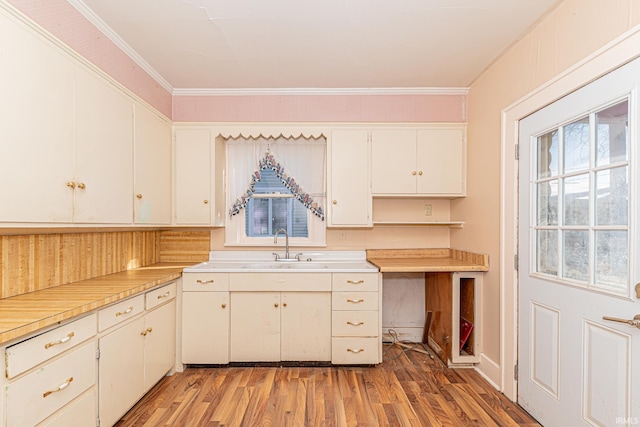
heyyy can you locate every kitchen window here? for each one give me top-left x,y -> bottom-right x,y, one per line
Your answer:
225,135 -> 326,247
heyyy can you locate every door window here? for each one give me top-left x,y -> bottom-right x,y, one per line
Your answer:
533,100 -> 629,294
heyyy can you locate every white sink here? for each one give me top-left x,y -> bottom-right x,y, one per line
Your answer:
183,251 -> 379,273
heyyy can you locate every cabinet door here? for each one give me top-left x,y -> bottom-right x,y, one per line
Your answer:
371,130 -> 417,194
98,317 -> 145,427
230,292 -> 280,361
74,66 -> 134,223
174,129 -> 212,224
281,292 -> 331,361
416,128 -> 465,195
328,130 -> 372,227
182,292 -> 230,364
144,300 -> 176,392
0,12 -> 75,223
134,103 -> 172,224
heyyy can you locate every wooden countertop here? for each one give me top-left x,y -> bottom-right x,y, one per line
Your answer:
366,249 -> 489,273
0,263 -> 190,346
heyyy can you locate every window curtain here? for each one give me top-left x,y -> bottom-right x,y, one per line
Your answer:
227,135 -> 326,220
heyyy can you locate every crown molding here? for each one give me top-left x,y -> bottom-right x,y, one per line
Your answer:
173,87 -> 469,96
67,0 -> 173,93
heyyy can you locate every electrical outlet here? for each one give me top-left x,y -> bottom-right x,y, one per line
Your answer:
424,204 -> 432,216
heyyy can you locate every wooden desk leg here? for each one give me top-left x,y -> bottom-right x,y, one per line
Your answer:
422,311 -> 433,344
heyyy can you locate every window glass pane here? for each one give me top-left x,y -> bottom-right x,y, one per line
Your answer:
563,174 -> 589,225
563,117 -> 590,174
537,230 -> 558,275
563,230 -> 589,282
537,180 -> 558,226
271,199 -> 289,232
596,167 -> 628,226
596,101 -> 628,166
595,230 -> 627,291
537,130 -> 558,178
291,200 -> 309,237
247,198 -> 271,236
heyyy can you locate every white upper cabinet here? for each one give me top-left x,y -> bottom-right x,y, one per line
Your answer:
0,11 -> 75,223
74,66 -> 134,223
328,129 -> 372,227
371,126 -> 466,197
133,103 -> 172,224
174,129 -> 213,225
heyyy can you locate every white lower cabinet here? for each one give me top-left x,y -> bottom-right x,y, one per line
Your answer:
230,291 -> 331,362
331,272 -> 382,364
181,273 -> 230,364
4,342 -> 97,427
98,282 -> 176,427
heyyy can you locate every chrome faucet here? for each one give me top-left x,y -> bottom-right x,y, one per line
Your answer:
274,228 -> 290,260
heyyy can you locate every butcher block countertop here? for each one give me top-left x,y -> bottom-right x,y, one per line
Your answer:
366,249 -> 489,273
0,263 -> 190,346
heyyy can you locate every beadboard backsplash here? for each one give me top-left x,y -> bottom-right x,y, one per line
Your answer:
0,230 -> 210,299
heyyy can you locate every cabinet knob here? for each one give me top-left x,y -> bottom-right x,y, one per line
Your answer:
333,200 -> 337,204
412,171 -> 417,176
136,194 -> 143,199
77,182 -> 86,190
283,303 -> 287,307
418,171 -> 423,176
221,303 -> 227,309
274,303 -> 279,308
66,182 -> 76,189
203,200 -> 209,204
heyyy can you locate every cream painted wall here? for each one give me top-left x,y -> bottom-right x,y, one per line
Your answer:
454,0 -> 640,374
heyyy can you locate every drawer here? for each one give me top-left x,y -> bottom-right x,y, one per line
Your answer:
40,388 -> 96,427
5,341 -> 96,427
332,311 -> 379,337
331,337 -> 380,364
230,273 -> 331,291
332,292 -> 378,311
146,281 -> 177,310
332,272 -> 379,292
183,272 -> 229,292
98,294 -> 144,332
5,313 -> 97,379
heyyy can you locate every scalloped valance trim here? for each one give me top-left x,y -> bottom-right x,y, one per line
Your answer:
221,132 -> 326,141
229,151 -> 325,220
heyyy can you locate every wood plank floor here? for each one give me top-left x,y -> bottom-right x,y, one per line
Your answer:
115,344 -> 540,426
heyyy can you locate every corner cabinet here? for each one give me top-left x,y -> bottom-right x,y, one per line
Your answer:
327,129 -> 372,227
371,126 -> 466,197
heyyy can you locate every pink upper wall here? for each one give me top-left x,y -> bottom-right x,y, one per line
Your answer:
7,0 -> 466,123
8,0 -> 173,118
173,94 -> 467,123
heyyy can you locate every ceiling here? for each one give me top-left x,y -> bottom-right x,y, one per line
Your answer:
70,0 -> 560,93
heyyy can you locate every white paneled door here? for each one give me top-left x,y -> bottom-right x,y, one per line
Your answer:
518,57 -> 640,426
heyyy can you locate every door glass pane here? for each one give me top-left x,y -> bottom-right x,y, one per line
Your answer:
563,174 -> 589,225
595,230 -> 628,291
596,101 -> 628,166
537,230 -> 558,275
537,130 -> 558,178
596,167 -> 628,226
563,117 -> 590,174
562,230 -> 589,282
537,180 -> 558,225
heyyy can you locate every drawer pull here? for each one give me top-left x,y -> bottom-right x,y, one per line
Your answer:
347,348 -> 364,354
141,327 -> 153,336
44,332 -> 75,349
157,291 -> 171,299
196,279 -> 214,284
347,321 -> 364,326
43,377 -> 73,398
115,306 -> 134,317
347,298 -> 364,303
346,280 -> 364,285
